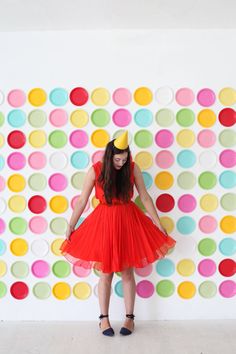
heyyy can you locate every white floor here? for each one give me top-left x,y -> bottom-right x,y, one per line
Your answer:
0,320 -> 235,354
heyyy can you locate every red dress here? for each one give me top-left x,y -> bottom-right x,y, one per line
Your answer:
60,160 -> 176,273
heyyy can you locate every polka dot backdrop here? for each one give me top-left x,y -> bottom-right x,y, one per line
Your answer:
0,86 -> 235,307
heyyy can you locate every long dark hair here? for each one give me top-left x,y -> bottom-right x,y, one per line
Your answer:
98,139 -> 132,204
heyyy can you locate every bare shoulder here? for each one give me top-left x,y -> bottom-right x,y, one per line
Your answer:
87,165 -> 96,181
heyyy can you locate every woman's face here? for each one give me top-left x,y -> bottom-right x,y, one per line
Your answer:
113,152 -> 128,170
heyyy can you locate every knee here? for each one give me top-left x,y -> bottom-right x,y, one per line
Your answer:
121,268 -> 134,282
100,272 -> 114,284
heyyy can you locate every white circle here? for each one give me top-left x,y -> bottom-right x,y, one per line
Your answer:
0,198 -> 6,214
0,91 -> 4,105
155,86 -> 174,105
31,239 -> 49,257
49,152 -> 68,170
199,151 -> 217,168
175,237 -> 196,256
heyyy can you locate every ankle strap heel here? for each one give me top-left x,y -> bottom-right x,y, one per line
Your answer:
126,314 -> 135,320
99,314 -> 109,319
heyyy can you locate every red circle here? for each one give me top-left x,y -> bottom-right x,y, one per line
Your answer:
69,87 -> 89,106
7,130 -> 26,149
155,194 -> 175,212
218,259 -> 236,277
218,108 -> 236,127
10,281 -> 29,299
28,195 -> 47,214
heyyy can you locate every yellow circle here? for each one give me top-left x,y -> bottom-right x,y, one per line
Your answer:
7,174 -> 26,192
155,171 -> 174,190
0,261 -> 7,277
0,133 -> 4,147
91,88 -> 110,106
73,282 -> 92,299
178,281 -> 196,299
10,238 -> 28,256
159,216 -> 175,234
28,88 -> 47,106
49,196 -> 68,213
8,195 -> 27,212
91,129 -> 110,148
197,109 -> 216,127
92,196 -> 100,208
200,194 -> 218,212
29,130 -> 47,148
176,129 -> 195,147
70,109 -> 89,127
51,238 -> 64,256
177,259 -> 195,276
220,215 -> 236,234
219,87 -> 236,106
134,87 -> 153,105
134,151 -> 153,170
52,282 -> 71,300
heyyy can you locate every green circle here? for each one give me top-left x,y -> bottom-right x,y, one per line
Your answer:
198,281 -> 217,298
220,193 -> 236,211
71,172 -> 86,190
155,109 -> 175,127
11,261 -> 29,278
198,238 -> 217,256
0,112 -> 5,127
198,171 -> 217,189
176,109 -> 195,127
177,172 -> 196,189
52,260 -> 71,278
50,217 -> 67,235
93,268 -> 101,277
156,280 -> 175,297
219,129 -> 236,147
28,110 -> 47,127
28,173 -> 47,191
33,282 -> 51,299
0,282 -> 7,298
49,130 -> 67,148
91,109 -> 110,127
134,196 -> 146,212
9,217 -> 27,235
134,130 -> 153,148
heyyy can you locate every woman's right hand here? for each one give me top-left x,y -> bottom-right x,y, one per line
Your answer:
65,225 -> 75,240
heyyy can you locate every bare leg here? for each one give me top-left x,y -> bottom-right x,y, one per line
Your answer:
98,271 -> 114,330
121,267 -> 136,331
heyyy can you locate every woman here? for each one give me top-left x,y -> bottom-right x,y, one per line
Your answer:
60,130 -> 176,337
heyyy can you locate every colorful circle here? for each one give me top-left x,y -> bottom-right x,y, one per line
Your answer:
49,173 -> 68,191
175,88 -> 194,106
31,260 -> 50,278
49,109 -> 68,127
155,109 -> 175,127
29,130 -> 47,148
70,87 -> 89,106
197,129 -> 216,147
11,261 -> 29,278
177,281 -> 196,299
198,171 -> 217,189
220,215 -> 236,234
112,109 -> 132,127
28,88 -> 47,106
176,216 -> 196,234
70,109 -> 89,127
7,110 -> 26,127
134,109 -> 153,127
49,130 -> 67,148
219,238 -> 236,256
10,281 -> 29,299
198,259 -> 216,277
28,110 -> 47,127
177,194 -> 197,212
49,88 -> 68,106
155,86 -> 174,105
7,89 -> 26,107
52,260 -> 71,278
220,193 -> 236,211
219,129 -> 236,147
197,88 -> 216,107
156,194 -> 175,212
218,87 -> 236,106
218,108 -> 236,127
198,238 -> 216,256
177,150 -> 196,168
155,150 -> 174,169
219,280 -> 236,298
8,195 -> 26,213
7,152 -> 26,170
155,171 -> 174,190
219,170 -> 236,189
155,129 -> 174,148
71,151 -> 89,169
69,130 -> 88,148
28,152 -> 47,169
199,215 -> 217,233
33,282 -> 51,299
91,88 -> 110,106
112,88 -> 132,106
28,173 -> 47,191
29,216 -> 48,234
49,152 -> 68,170
219,149 -> 236,168
7,130 -> 26,149
52,282 -> 71,300
28,195 -> 47,214
73,282 -> 92,299
134,87 -> 153,106
7,174 -> 26,192
156,280 -> 175,297
91,109 -> 110,127
176,109 -> 195,127
176,129 -> 195,147
136,280 -> 154,298
49,196 -> 68,214
91,129 -> 110,148
200,194 -> 218,212
10,238 -> 28,255
134,151 -> 153,170
177,171 -> 196,189
198,109 -> 216,127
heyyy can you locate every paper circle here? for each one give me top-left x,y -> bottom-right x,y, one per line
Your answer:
112,109 -> 132,127
49,88 -> 68,106
49,152 -> 68,170
91,88 -> 110,106
70,87 -> 88,106
197,88 -> 216,106
28,88 -> 47,106
134,109 -> 153,127
155,86 -> 174,105
31,260 -> 50,278
112,88 -> 132,106
7,89 -> 26,107
49,109 -> 68,127
10,281 -> 29,299
48,130 -> 67,148
134,87 -> 153,106
176,108 -> 195,127
29,216 -> 48,234
155,150 -> 174,168
28,152 -> 47,169
28,110 -> 47,127
175,88 -> 194,106
155,129 -> 174,148
7,110 -> 26,127
197,130 -> 216,147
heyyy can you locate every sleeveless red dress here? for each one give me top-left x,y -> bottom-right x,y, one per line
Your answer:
60,160 -> 176,273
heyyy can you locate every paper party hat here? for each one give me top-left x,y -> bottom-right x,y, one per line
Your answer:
114,131 -> 129,149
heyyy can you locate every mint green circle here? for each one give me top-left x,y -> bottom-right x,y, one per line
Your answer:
176,108 -> 195,127
9,217 -> 27,235
91,109 -> 110,127
50,217 -> 67,235
28,173 -> 47,191
28,110 -> 47,127
155,109 -> 175,127
134,130 -> 153,148
198,171 -> 217,189
49,130 -> 67,148
177,172 -> 196,189
134,196 -> 146,212
198,238 -> 216,256
114,280 -> 123,297
0,282 -> 7,298
0,112 -> 4,127
52,260 -> 71,277
156,280 -> 175,297
11,261 -> 29,278
71,172 -> 86,190
198,281 -> 217,298
33,282 -> 51,299
219,129 -> 236,147
220,193 -> 236,211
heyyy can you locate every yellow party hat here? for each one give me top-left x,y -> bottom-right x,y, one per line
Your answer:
114,131 -> 129,149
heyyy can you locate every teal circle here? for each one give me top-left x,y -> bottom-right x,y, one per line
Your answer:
28,110 -> 47,127
220,193 -> 236,211
0,112 -> 4,126
155,109 -> 175,127
176,108 -> 195,127
11,261 -> 29,278
76,217 -> 85,228
7,110 -> 26,127
49,130 -> 67,148
114,280 -> 123,297
91,109 -> 110,127
134,109 -> 153,127
49,88 -> 68,106
177,150 -> 196,168
0,240 -> 6,255
177,172 -> 196,189
198,238 -> 216,256
219,171 -> 236,189
134,130 -> 153,148
156,280 -> 175,297
198,171 -> 217,189
33,282 -> 51,299
219,238 -> 236,256
0,282 -> 7,298
71,151 -> 89,169
177,216 -> 196,234
198,281 -> 217,298
142,172 -> 153,189
9,217 -> 27,235
0,155 -> 4,170
52,260 -> 71,278
219,129 -> 236,147
156,259 -> 175,277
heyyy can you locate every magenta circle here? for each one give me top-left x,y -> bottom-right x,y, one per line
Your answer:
28,152 -> 47,169
73,262 -> 91,277
71,195 -> 90,212
135,264 -> 153,277
112,88 -> 132,106
69,130 -> 88,148
49,109 -> 68,127
31,260 -> 50,278
219,149 -> 236,168
48,173 -> 68,192
175,88 -> 195,106
199,215 -> 217,233
198,259 -> 216,277
136,280 -> 154,298
7,89 -> 26,107
197,88 -> 216,107
155,150 -> 174,168
0,177 -> 5,191
92,150 -> 104,164
155,130 -> 174,148
29,216 -> 48,234
7,152 -> 26,170
219,280 -> 236,298
0,218 -> 6,234
112,109 -> 132,127
197,130 -> 216,147
177,194 -> 197,212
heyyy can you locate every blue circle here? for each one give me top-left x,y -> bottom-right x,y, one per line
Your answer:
7,110 -> 26,127
219,238 -> 236,256
219,171 -> 236,189
49,88 -> 68,106
114,280 -> 123,297
177,150 -> 196,168
71,151 -> 89,169
134,109 -> 153,127
142,172 -> 153,189
176,216 -> 196,234
0,155 -> 4,170
0,239 -> 6,255
156,259 -> 175,277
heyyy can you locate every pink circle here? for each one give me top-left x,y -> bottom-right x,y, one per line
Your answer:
73,262 -> 91,277
175,88 -> 195,106
112,109 -> 132,127
197,130 -> 216,147
112,88 -> 132,106
31,260 -> 50,278
135,264 -> 153,277
155,150 -> 174,168
199,215 -> 217,233
49,109 -> 68,127
155,130 -> 174,148
48,173 -> 68,191
92,150 -> 104,164
0,176 -> 5,191
71,195 -> 90,212
0,218 -> 6,234
29,216 -> 48,234
28,152 -> 47,169
7,89 -> 26,107
219,280 -> 236,298
197,88 -> 216,107
177,194 -> 197,212
69,130 -> 88,148
136,280 -> 154,298
219,149 -> 236,168
7,152 -> 26,170
198,259 -> 216,277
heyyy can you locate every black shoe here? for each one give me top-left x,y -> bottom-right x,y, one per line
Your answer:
120,314 -> 135,335
99,314 -> 115,336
